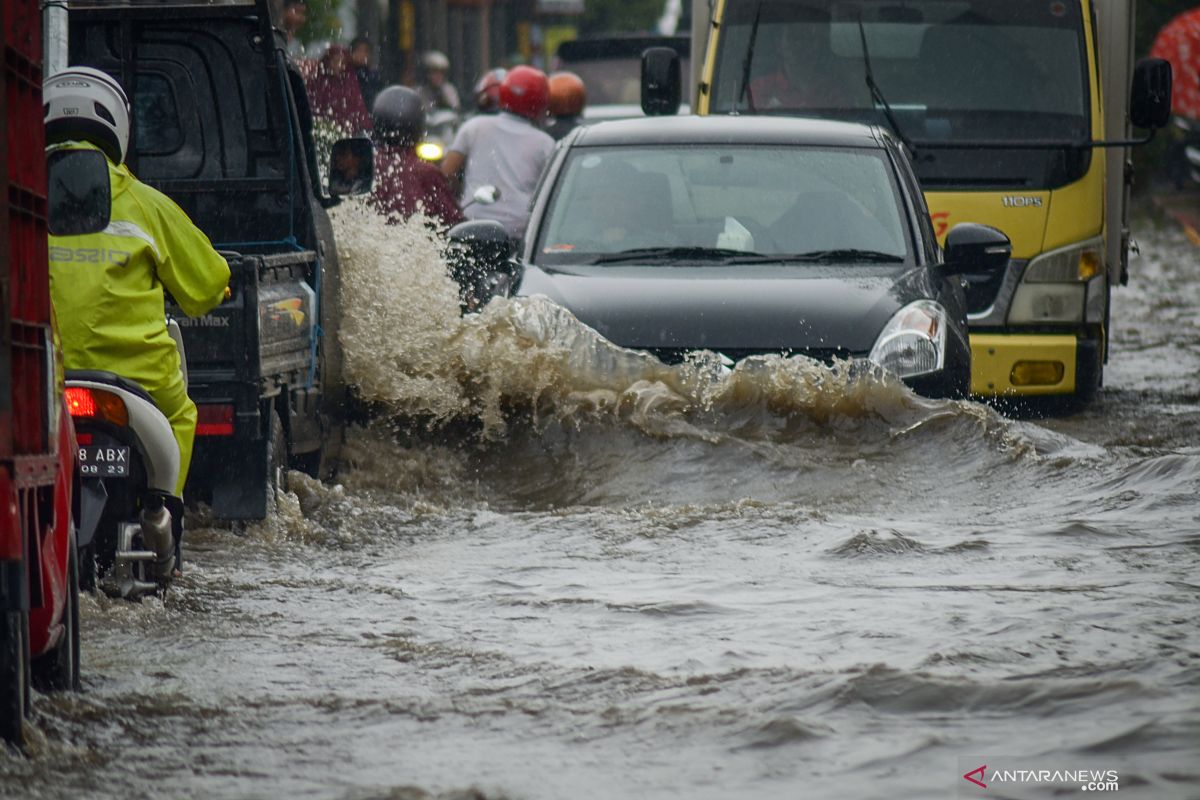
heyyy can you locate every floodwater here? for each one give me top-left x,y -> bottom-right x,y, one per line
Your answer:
3,208 -> 1198,800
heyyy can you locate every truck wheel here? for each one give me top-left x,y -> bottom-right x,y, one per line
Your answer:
33,529 -> 81,692
0,607 -> 30,746
267,409 -> 287,512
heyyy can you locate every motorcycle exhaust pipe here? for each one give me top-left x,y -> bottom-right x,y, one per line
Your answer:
140,495 -> 176,581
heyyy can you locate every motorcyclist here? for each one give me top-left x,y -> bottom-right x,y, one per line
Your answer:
416,50 -> 462,114
441,66 -> 555,239
545,71 -> 586,141
45,67 -> 231,497
370,86 -> 464,230
472,68 -> 507,115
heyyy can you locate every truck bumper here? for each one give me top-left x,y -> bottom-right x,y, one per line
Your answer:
970,333 -> 1100,398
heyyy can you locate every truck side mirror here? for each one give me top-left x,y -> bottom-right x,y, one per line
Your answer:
47,149 -> 111,236
328,137 -> 374,196
641,47 -> 682,117
943,223 -> 1011,276
1130,58 -> 1173,130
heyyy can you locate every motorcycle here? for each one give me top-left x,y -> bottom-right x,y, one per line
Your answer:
445,186 -> 519,313
415,108 -> 461,164
65,324 -> 187,599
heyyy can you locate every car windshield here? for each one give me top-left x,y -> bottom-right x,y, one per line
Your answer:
707,0 -> 1091,188
535,144 -> 911,265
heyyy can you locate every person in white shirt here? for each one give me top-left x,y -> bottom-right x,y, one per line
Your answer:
442,66 -> 555,240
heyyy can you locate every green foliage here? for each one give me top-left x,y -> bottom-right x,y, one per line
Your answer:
299,0 -> 343,45
581,0 -> 663,36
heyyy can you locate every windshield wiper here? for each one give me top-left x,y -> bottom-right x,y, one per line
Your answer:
766,249 -> 905,264
856,15 -> 913,154
589,246 -> 768,265
735,0 -> 763,113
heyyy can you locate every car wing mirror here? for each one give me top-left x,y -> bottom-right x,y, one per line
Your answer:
641,46 -> 682,117
47,149 -> 111,236
1130,58 -> 1173,131
943,223 -> 1011,276
329,137 -> 374,196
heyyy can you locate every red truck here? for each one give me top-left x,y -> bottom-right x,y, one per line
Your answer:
1,0 -> 81,745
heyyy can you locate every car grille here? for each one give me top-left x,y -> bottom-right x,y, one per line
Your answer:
644,347 -> 856,367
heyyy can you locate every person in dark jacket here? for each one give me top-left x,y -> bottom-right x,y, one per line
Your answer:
350,36 -> 383,111
370,85 -> 463,230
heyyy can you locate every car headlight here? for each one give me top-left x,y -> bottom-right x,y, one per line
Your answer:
868,300 -> 947,379
1008,237 -> 1101,324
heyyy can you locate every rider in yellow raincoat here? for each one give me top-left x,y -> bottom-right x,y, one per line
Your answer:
46,67 -> 230,496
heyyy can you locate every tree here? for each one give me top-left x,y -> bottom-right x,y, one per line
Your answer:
299,0 -> 344,45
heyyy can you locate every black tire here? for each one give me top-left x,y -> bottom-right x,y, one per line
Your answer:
0,607 -> 29,746
78,542 -> 96,593
267,409 -> 287,513
32,529 -> 81,692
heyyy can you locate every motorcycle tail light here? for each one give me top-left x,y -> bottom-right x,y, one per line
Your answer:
65,387 -> 128,426
196,404 -> 234,436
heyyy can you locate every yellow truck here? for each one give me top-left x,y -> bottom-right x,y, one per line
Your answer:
681,0 -> 1170,409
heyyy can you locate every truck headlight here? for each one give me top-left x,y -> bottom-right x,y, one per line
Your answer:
1008,238 -> 1100,324
868,300 -> 947,379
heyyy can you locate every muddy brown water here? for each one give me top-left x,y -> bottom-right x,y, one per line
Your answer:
2,209 -> 1197,799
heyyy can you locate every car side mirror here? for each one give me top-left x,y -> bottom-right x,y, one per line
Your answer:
641,46 -> 682,117
47,149 -> 111,236
1130,58 -> 1173,130
329,137 -> 374,196
943,223 -> 1011,276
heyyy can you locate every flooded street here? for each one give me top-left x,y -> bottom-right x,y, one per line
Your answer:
3,211 -> 1198,799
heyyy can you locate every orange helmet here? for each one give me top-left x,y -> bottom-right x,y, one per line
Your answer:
499,65 -> 550,120
547,71 -> 586,117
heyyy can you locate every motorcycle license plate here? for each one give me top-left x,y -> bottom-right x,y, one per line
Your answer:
78,445 -> 130,477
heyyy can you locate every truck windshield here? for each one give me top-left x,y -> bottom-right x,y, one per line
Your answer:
710,0 -> 1092,187
535,145 -> 911,265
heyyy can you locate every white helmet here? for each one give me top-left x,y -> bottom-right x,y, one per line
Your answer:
422,50 -> 450,72
44,66 -> 131,164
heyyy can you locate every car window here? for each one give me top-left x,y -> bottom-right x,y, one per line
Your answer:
536,145 -> 910,263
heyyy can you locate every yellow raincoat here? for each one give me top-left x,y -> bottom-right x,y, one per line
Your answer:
49,143 -> 230,495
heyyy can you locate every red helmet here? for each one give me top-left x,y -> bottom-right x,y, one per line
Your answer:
499,65 -> 550,120
473,68 -> 507,113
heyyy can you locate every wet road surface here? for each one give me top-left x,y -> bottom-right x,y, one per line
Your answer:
2,210 -> 1198,799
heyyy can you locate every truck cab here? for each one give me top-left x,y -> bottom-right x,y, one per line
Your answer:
66,0 -> 361,518
691,0 -> 1168,409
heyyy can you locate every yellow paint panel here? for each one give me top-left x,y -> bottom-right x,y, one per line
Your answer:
970,334 -> 1077,397
925,192 -> 1051,259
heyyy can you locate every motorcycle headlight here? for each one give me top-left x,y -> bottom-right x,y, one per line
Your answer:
416,141 -> 444,162
868,300 -> 947,379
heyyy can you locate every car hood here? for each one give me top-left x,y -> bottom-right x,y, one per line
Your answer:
516,264 -> 930,354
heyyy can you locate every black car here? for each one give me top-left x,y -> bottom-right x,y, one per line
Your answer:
454,116 -> 1010,398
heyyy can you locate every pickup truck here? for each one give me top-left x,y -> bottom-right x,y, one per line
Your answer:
67,0 -> 362,519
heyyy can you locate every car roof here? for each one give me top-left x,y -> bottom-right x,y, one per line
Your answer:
570,115 -> 890,149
